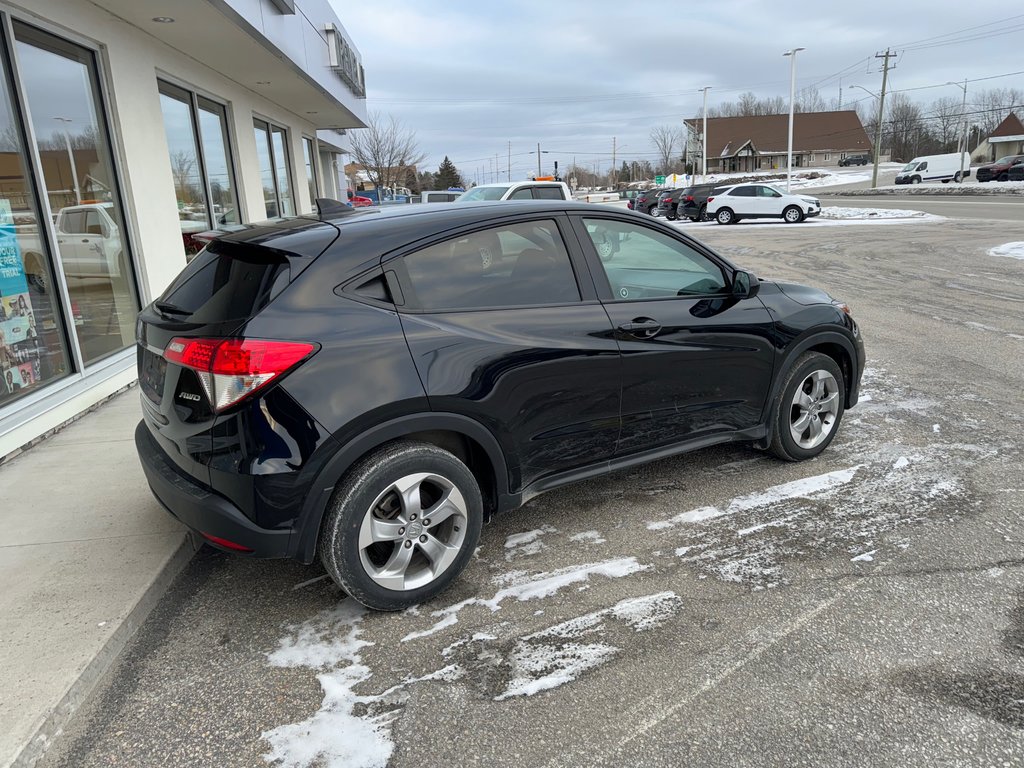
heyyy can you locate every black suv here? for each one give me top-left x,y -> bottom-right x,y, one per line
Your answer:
633,188 -> 666,215
655,187 -> 691,220
136,201 -> 864,610
838,155 -> 869,167
678,184 -> 729,222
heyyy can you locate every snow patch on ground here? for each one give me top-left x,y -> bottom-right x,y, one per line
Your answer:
569,530 -> 607,544
820,206 -> 941,220
987,242 -> 1024,260
495,592 -> 681,700
504,525 -> 557,560
401,557 -> 649,642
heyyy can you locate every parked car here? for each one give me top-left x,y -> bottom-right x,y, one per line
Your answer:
53,203 -> 124,279
976,154 -> 1024,182
838,155 -> 869,167
416,191 -> 462,203
894,152 -> 971,184
678,184 -> 729,222
633,188 -> 666,216
706,184 -> 822,224
655,187 -> 691,220
456,181 -> 571,202
1007,161 -> 1024,182
135,200 -> 864,610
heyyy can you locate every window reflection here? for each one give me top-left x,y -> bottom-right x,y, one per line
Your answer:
15,21 -> 138,366
270,127 -> 294,216
159,82 -> 241,258
302,136 -> 317,212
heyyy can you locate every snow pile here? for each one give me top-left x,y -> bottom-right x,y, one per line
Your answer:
819,206 -> 940,220
987,242 -> 1024,260
504,524 -> 557,560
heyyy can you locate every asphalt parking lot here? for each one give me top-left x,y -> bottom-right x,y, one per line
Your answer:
42,210 -> 1024,768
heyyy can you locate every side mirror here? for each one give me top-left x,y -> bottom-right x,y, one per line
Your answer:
732,269 -> 760,299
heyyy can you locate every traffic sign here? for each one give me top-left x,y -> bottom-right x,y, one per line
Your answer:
655,175 -> 666,185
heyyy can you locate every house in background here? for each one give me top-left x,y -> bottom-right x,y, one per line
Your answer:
685,111 -> 873,173
971,112 -> 1024,163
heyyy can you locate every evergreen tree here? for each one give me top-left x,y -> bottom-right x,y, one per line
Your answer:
619,161 -> 631,183
435,156 -> 463,190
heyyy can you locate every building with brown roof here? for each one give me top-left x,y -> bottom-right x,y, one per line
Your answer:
970,112 -> 1024,163
685,111 -> 873,172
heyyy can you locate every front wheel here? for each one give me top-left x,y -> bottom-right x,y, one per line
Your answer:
319,441 -> 483,610
911,176 -> 922,184
698,204 -> 709,222
769,352 -> 846,462
783,205 -> 804,224
716,208 -> 734,225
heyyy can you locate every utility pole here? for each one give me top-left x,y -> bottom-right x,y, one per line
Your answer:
871,48 -> 894,189
958,77 -> 968,182
698,86 -> 711,181
784,48 -> 806,193
838,78 -> 842,110
507,141 -> 511,181
611,136 -> 617,187
537,142 -> 542,177
495,153 -> 499,183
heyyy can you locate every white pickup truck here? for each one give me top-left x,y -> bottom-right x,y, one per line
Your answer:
16,203 -> 123,286
455,180 -> 630,208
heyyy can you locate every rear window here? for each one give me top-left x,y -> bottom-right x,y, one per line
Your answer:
157,242 -> 290,323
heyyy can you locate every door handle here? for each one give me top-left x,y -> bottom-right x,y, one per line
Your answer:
618,317 -> 661,339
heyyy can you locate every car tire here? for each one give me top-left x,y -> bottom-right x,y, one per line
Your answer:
698,204 -> 709,222
783,205 -> 804,224
954,172 -> 963,183
716,208 -> 734,225
911,176 -> 921,184
998,174 -> 1009,182
318,440 -> 483,611
768,352 -> 846,462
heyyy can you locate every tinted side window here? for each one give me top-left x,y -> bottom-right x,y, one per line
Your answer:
509,188 -> 533,200
60,210 -> 86,234
403,219 -> 581,311
534,186 -> 564,200
582,218 -> 727,299
730,186 -> 755,197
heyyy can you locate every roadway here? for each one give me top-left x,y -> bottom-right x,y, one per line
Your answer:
819,194 -> 1024,222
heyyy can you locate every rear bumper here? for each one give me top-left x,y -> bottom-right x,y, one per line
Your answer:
135,420 -> 290,557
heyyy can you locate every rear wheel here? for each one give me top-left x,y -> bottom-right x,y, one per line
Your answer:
769,352 -> 846,461
783,205 -> 804,224
698,204 -> 709,222
319,441 -> 483,610
954,171 -> 963,183
716,208 -> 734,225
998,173 -> 1009,182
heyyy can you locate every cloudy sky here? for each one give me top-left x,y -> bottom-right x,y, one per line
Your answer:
338,1 -> 1024,182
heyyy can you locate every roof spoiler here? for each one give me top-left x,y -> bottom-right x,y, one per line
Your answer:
316,197 -> 358,218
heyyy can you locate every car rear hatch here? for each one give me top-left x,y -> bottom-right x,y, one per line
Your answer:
137,220 -> 338,486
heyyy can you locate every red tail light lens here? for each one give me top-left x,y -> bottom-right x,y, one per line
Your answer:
165,338 -> 315,411
706,197 -> 715,203
685,195 -> 694,201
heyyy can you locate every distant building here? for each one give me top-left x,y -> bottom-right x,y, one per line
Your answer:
685,111 -> 873,173
971,112 -> 1024,163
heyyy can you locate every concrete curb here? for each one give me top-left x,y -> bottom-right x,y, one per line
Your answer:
9,534 -> 197,768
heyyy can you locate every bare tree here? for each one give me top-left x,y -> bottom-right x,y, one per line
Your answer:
796,86 -> 827,113
169,150 -> 199,203
886,93 -> 924,163
650,125 -> 684,174
347,112 -> 426,194
930,96 -> 963,152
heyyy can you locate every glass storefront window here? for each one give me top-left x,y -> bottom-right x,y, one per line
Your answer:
0,28 -> 71,405
158,82 -> 241,258
254,118 -> 294,218
14,21 -> 138,366
302,136 -> 318,212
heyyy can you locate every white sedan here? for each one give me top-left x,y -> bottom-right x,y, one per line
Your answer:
706,183 -> 821,225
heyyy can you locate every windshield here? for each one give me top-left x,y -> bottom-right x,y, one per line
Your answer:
995,156 -> 1015,165
456,185 -> 511,202
901,162 -> 919,172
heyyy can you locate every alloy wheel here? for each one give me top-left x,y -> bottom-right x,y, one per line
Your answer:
358,472 -> 468,591
788,369 -> 840,449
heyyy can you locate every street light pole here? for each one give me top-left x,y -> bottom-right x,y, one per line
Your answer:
698,86 -> 711,181
783,48 -> 805,193
54,116 -> 81,205
947,79 -> 968,182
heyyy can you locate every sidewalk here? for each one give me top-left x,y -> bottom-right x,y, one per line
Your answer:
0,387 -> 191,768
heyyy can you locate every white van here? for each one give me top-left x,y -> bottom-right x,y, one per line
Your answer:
894,152 -> 971,184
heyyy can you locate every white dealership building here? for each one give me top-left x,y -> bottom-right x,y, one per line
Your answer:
0,0 -> 366,457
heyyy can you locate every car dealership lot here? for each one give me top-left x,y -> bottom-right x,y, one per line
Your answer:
43,213 -> 1024,768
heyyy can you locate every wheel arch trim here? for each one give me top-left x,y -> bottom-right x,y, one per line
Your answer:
289,412 -> 509,563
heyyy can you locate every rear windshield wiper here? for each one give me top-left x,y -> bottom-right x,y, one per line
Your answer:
154,300 -> 191,317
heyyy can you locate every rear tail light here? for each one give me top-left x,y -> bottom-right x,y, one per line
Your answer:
706,197 -> 715,203
165,337 -> 316,411
685,195 -> 694,201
